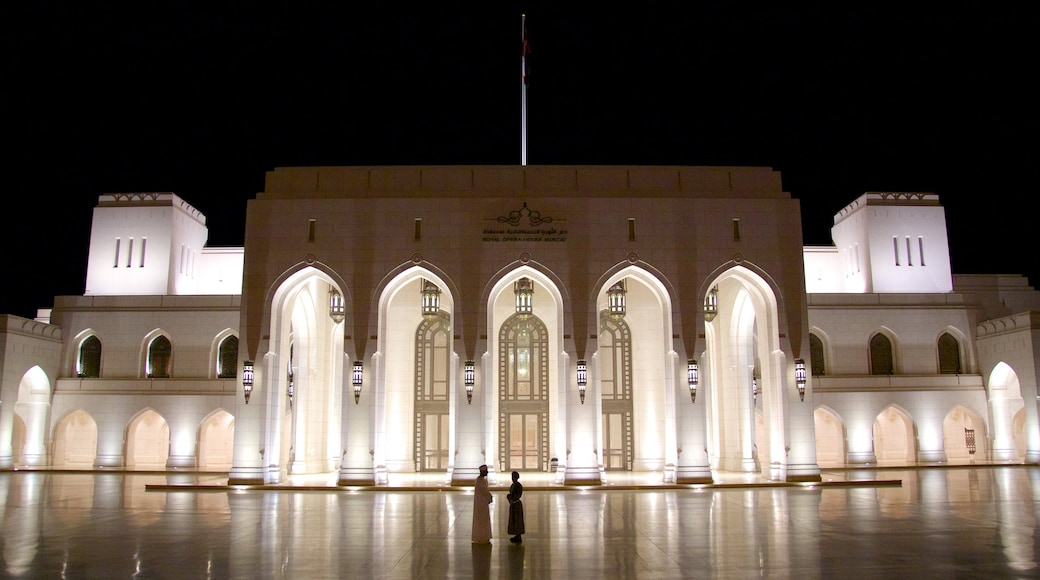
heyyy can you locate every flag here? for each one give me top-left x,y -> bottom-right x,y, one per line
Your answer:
522,15 -> 530,85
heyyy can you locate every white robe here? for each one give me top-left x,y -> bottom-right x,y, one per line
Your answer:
472,475 -> 493,543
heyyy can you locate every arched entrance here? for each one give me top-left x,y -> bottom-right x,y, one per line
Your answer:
199,409 -> 235,470
51,410 -> 98,468
814,406 -> 847,467
266,269 -> 347,477
498,312 -> 550,471
943,405 -> 987,463
873,405 -> 917,465
125,408 -> 169,469
703,267 -> 790,477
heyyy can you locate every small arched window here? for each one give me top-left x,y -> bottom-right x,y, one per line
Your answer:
78,335 -> 102,378
809,333 -> 825,376
217,336 -> 239,378
938,332 -> 962,374
869,333 -> 894,375
148,336 -> 172,378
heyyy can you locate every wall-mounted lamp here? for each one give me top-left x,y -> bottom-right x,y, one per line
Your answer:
464,360 -> 475,404
704,285 -> 719,322
352,361 -> 363,404
421,279 -> 441,317
286,342 -> 295,408
752,369 -> 759,405
607,279 -> 627,319
795,359 -> 807,402
514,277 -> 534,317
577,360 -> 588,404
287,366 -> 295,409
687,359 -> 699,402
329,288 -> 346,324
242,361 -> 254,404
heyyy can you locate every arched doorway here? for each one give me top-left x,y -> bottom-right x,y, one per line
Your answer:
814,407 -> 847,467
268,271 -> 346,476
873,405 -> 916,465
499,312 -> 550,471
125,409 -> 169,469
943,405 -> 987,463
51,410 -> 98,468
703,267 -> 791,477
199,409 -> 235,470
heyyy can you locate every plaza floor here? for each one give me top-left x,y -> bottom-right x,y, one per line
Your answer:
1,465 -> 1038,578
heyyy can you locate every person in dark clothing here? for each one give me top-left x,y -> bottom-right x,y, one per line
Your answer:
507,471 -> 525,543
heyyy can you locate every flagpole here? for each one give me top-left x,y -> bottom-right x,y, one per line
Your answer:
521,13 -> 528,166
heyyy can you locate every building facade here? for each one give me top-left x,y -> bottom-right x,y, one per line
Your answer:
1,166 -> 1038,486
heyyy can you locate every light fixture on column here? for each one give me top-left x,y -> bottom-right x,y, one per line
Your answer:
577,360 -> 588,404
287,342 -> 294,409
242,361 -> 254,404
287,364 -> 294,409
352,361 -> 363,404
329,288 -> 345,324
514,277 -> 533,317
795,359 -> 807,402
421,279 -> 441,317
704,285 -> 719,322
607,279 -> 627,319
464,360 -> 475,404
687,359 -> 699,402
752,367 -> 759,405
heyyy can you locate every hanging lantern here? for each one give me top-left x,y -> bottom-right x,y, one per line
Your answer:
514,277 -> 533,317
577,360 -> 588,404
352,361 -> 363,404
687,359 -> 699,403
607,279 -> 627,319
421,279 -> 441,317
704,285 -> 719,322
752,367 -> 759,405
464,360 -> 475,404
329,288 -> 346,324
242,361 -> 254,404
796,359 -> 807,402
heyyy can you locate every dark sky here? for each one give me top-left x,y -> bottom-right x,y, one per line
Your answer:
2,3 -> 1035,319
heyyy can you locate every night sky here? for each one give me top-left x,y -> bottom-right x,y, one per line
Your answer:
2,4 -> 1034,319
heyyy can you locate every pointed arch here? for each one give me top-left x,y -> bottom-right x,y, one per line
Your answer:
199,408 -> 235,470
596,265 -> 673,472
809,329 -> 828,376
414,311 -> 451,472
51,410 -> 98,468
814,406 -> 846,467
375,265 -> 457,475
69,328 -> 102,378
702,264 -> 791,476
79,335 -> 102,378
936,331 -> 963,374
873,405 -> 917,465
486,266 -> 566,476
869,328 -> 898,375
499,312 -> 550,471
943,405 -> 987,462
211,329 -> 240,379
142,330 -> 173,378
599,311 -> 634,471
1013,408 -> 1027,461
126,408 -> 170,469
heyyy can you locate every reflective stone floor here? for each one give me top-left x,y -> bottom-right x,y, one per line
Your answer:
1,466 -> 1038,578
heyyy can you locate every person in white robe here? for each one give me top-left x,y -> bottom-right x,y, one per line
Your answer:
472,464 -> 493,543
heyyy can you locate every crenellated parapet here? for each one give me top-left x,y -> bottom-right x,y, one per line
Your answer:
98,192 -> 206,226
834,192 -> 940,223
0,314 -> 61,341
976,311 -> 1040,338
